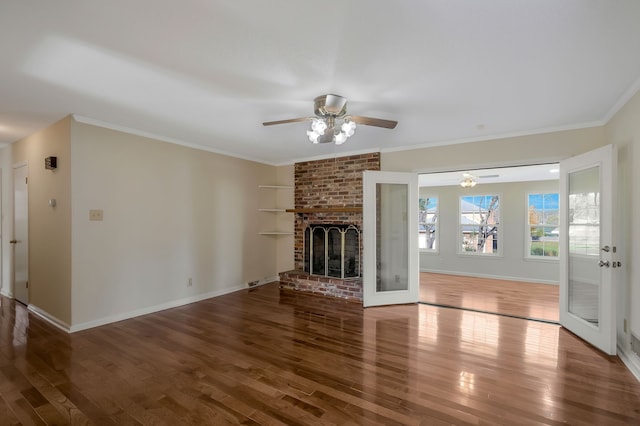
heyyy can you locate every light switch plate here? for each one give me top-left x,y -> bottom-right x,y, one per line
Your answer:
89,209 -> 103,221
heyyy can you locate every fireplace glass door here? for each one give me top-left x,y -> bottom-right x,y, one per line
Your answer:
304,224 -> 360,278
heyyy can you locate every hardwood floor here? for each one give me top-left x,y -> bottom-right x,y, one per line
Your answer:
420,272 -> 560,322
2,283 -> 639,425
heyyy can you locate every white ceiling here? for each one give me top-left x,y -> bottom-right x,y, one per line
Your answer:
2,1 -> 640,166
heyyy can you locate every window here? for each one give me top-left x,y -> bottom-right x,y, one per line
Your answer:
527,193 -> 559,258
460,195 -> 500,255
419,197 -> 438,251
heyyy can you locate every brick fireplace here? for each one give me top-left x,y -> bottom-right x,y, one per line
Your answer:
279,152 -> 380,301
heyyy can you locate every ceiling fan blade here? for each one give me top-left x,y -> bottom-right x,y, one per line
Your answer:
262,117 -> 313,126
349,115 -> 397,129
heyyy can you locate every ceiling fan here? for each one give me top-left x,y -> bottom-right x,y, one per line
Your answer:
262,94 -> 397,145
459,172 -> 501,188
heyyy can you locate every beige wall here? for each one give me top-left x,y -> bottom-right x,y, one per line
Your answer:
70,120 -> 280,328
11,116 -> 72,325
605,89 -> 640,350
382,126 -> 606,173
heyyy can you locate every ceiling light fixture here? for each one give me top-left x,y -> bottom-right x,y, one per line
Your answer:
460,173 -> 477,188
306,117 -> 356,145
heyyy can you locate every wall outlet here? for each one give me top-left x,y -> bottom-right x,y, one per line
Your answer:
89,209 -> 103,221
187,277 -> 193,287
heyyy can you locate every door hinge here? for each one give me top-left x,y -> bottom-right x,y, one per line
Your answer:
26,281 -> 28,288
25,177 -> 28,184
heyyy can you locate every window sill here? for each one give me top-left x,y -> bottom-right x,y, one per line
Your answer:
523,256 -> 559,263
456,252 -> 504,259
420,250 -> 440,255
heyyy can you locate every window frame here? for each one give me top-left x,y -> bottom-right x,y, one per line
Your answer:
525,192 -> 560,260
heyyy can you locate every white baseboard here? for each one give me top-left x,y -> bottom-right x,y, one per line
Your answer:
420,268 -> 559,286
0,288 -> 12,298
23,281 -> 277,334
618,344 -> 640,383
70,284 -> 247,333
28,304 -> 71,333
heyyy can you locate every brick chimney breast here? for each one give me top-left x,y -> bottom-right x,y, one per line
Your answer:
281,152 -> 380,301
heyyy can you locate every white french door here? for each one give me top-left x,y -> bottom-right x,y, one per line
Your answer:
13,163 -> 29,305
363,171 -> 419,307
559,144 -> 618,355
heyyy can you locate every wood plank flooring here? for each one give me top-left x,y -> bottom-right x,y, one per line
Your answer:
2,283 -> 639,425
420,272 -> 559,322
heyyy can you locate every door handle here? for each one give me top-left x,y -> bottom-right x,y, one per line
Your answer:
601,245 -> 610,252
598,260 -> 610,268
9,239 -> 17,244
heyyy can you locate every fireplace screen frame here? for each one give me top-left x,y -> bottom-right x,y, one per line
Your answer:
304,224 -> 361,279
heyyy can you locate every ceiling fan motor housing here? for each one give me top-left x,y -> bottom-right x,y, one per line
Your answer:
314,94 -> 347,117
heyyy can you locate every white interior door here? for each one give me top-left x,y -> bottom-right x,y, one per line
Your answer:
559,145 -> 617,355
13,164 -> 29,305
363,171 -> 419,307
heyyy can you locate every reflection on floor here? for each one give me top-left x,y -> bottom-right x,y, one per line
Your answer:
420,272 -> 559,322
1,283 -> 639,424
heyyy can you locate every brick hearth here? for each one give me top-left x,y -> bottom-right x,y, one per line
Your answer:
279,270 -> 363,301
279,152 -> 380,301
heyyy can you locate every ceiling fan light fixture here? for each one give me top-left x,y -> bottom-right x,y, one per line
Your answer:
311,118 -> 327,135
307,117 -> 356,145
335,132 -> 348,145
460,173 -> 477,188
306,129 -> 320,144
341,119 -> 356,136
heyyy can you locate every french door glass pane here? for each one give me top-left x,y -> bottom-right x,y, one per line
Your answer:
568,166 -> 600,326
376,183 -> 409,292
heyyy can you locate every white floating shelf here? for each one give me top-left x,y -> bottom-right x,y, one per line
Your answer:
259,231 -> 294,235
258,185 -> 293,189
